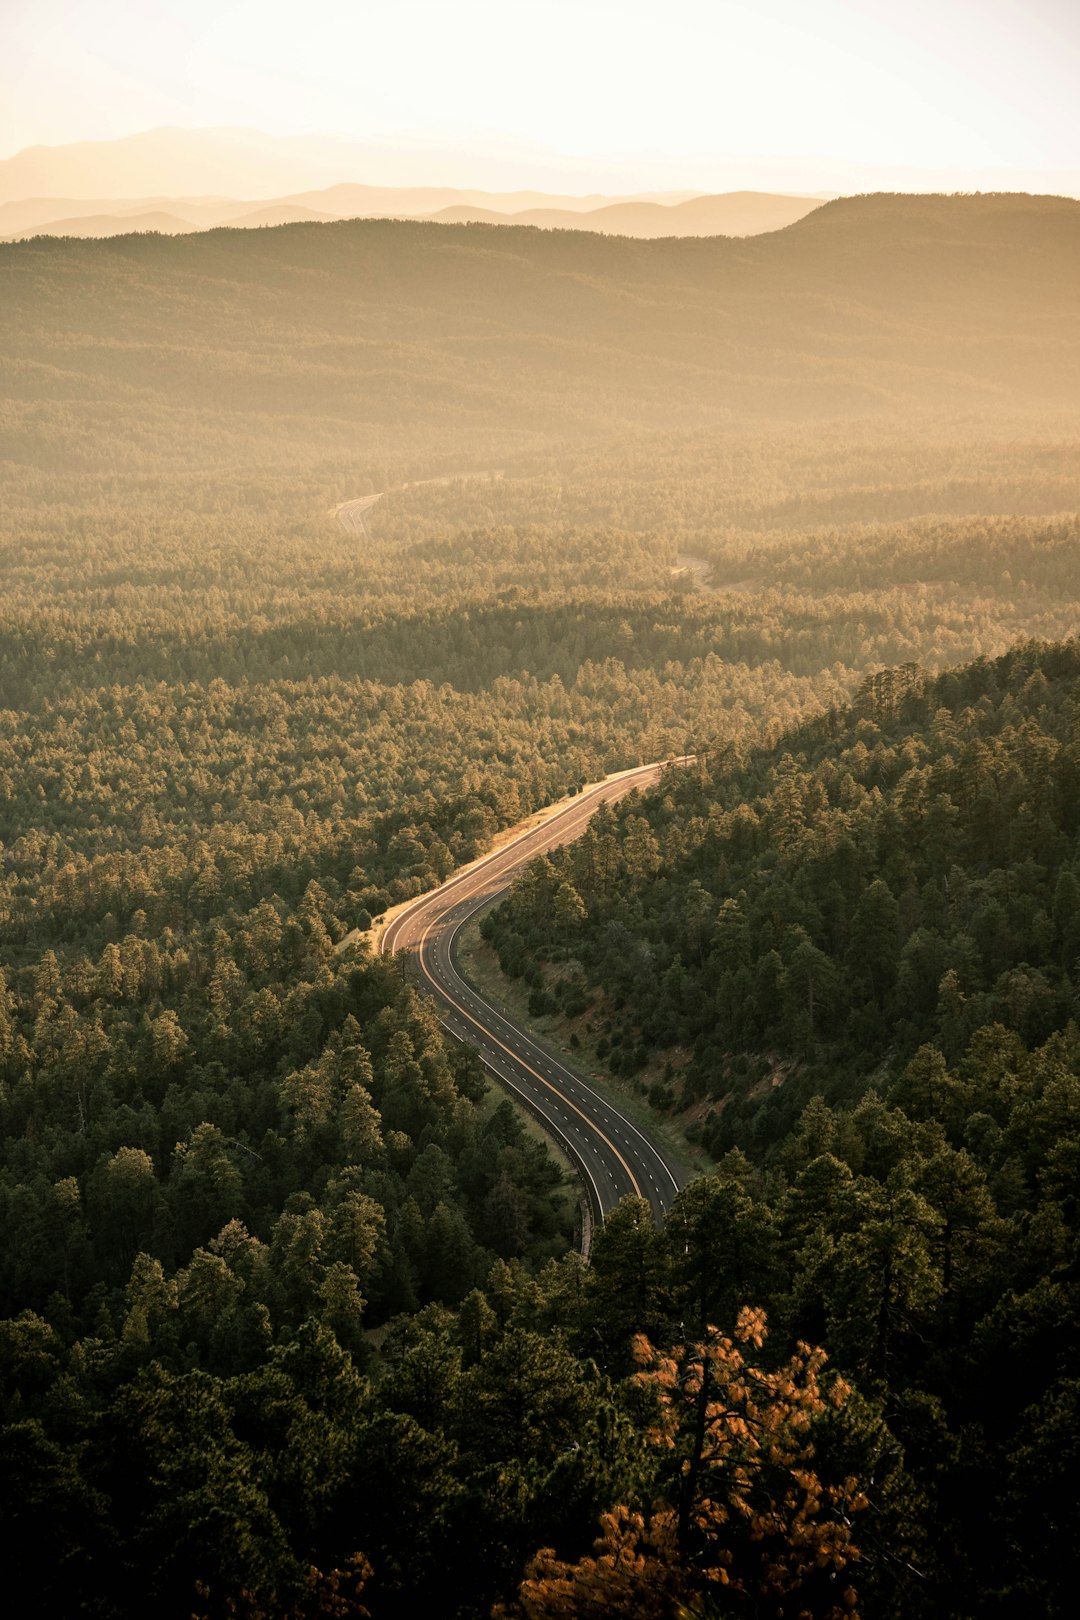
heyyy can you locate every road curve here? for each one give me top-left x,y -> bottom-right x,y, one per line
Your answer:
335,494 -> 383,534
334,471 -> 503,534
381,764 -> 690,1243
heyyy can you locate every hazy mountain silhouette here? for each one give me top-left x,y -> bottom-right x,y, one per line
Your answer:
426,192 -> 819,237
0,127 -> 415,203
2,209 -> 197,239
4,124 -> 1078,207
2,187 -> 821,242
0,126 -> 706,207
280,182 -> 698,215
0,195 -> 250,236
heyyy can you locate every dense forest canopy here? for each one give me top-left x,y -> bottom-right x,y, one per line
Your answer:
1,195 -> 1079,1615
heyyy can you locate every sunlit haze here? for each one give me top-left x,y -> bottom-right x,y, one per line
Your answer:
3,0 -> 1079,192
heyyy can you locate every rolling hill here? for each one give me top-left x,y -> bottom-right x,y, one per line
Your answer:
427,190 -> 819,236
2,193 -> 1077,474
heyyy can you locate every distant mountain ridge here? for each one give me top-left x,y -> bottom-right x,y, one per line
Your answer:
4,122 -> 1077,205
0,188 -> 822,243
426,192 -> 818,238
0,126 -> 718,207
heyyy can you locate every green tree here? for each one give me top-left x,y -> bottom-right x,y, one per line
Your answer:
663,1172 -> 778,1332
581,1198 -> 671,1371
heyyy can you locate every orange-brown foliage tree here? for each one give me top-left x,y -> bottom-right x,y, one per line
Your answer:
502,1308 -> 865,1619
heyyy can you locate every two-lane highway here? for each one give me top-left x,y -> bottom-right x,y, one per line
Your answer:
381,764 -> 690,1243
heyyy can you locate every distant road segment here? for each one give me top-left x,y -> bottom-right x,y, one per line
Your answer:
333,470 -> 502,534
335,494 -> 383,534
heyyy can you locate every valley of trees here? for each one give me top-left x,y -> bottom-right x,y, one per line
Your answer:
1,197 -> 1078,1614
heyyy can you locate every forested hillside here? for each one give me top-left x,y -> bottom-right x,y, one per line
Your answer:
2,197 -> 1079,1615
3,192 -> 1079,477
482,638 -> 1080,1613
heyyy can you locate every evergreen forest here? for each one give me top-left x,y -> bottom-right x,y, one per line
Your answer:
1,195 -> 1079,1617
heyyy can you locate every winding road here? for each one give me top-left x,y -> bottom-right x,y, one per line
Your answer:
334,471 -> 504,535
380,764 -> 690,1245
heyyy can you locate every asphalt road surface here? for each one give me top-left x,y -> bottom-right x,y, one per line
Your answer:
335,494 -> 383,534
381,764 -> 691,1243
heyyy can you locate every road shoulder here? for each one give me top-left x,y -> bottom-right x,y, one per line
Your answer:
454,913 -> 702,1188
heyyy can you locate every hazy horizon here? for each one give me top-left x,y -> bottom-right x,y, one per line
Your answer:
3,1 -> 1078,199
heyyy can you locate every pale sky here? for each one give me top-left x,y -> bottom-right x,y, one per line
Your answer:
3,0 -> 1079,185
